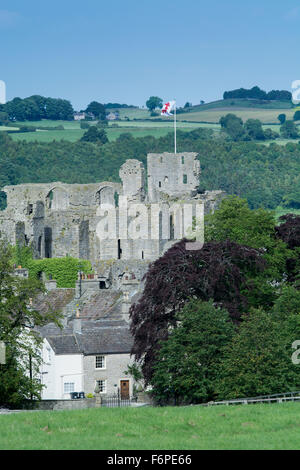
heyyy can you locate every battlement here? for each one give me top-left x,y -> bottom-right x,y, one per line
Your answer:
147,152 -> 200,202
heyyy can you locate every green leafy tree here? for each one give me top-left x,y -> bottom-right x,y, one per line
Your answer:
217,304 -> 300,399
0,241 -> 61,407
146,96 -> 163,112
80,126 -> 108,144
244,119 -> 265,140
0,111 -> 9,125
85,101 -> 106,120
219,113 -> 246,141
293,110 -> 300,121
264,128 -> 279,140
280,120 -> 299,139
278,113 -> 286,124
204,195 -> 292,287
151,299 -> 235,404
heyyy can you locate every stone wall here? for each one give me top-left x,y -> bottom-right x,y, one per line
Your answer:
34,398 -> 96,411
0,152 -> 225,268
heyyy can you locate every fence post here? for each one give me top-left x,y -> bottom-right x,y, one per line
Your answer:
94,383 -> 102,408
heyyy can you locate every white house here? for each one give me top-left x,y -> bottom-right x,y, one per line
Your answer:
37,291 -> 136,400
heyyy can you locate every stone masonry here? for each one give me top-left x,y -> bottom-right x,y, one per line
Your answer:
0,152 -> 225,281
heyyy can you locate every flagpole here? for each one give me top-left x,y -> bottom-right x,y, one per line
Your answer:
174,100 -> 176,154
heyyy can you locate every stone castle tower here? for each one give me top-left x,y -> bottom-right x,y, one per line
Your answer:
0,152 -> 224,287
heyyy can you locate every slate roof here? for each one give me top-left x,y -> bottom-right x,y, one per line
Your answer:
35,288 -> 136,356
44,323 -> 133,356
76,326 -> 133,355
47,334 -> 81,355
80,291 -> 123,320
32,288 -> 75,316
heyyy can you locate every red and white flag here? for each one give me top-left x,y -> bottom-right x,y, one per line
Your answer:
161,100 -> 176,116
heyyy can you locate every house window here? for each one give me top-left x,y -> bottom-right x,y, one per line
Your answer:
64,382 -> 75,393
46,347 -> 51,363
95,355 -> 106,369
96,379 -> 107,393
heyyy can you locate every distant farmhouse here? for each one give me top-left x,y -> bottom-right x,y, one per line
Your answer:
74,111 -> 96,121
74,112 -> 86,121
106,111 -> 120,121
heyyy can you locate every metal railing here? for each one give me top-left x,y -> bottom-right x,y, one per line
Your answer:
101,394 -> 137,408
201,390 -> 300,406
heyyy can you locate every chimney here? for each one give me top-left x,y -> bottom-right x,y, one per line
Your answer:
122,292 -> 131,322
73,309 -> 82,334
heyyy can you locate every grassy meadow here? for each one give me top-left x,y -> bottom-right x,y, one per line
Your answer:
0,99 -> 299,143
1,402 -> 300,450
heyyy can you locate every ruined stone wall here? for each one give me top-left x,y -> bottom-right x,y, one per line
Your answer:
147,152 -> 201,202
0,152 -> 225,270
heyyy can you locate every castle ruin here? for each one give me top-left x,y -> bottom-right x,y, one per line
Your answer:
0,152 -> 224,289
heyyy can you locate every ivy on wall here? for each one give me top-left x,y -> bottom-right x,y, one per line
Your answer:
12,246 -> 92,287
26,257 -> 92,288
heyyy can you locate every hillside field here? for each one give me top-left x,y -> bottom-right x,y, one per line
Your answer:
1,402 -> 300,450
0,98 -> 299,143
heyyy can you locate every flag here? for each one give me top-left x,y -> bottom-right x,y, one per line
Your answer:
161,100 -> 176,116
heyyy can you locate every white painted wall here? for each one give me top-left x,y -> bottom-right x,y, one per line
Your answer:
40,339 -> 83,399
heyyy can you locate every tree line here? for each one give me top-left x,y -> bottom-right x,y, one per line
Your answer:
1,127 -> 300,211
223,86 -> 292,102
0,96 -> 137,123
219,113 -> 299,141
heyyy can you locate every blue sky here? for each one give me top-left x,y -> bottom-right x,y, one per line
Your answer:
1,0 -> 300,110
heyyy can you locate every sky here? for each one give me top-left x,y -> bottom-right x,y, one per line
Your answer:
1,0 -> 300,110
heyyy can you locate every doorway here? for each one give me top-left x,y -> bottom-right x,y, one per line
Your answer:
120,380 -> 130,399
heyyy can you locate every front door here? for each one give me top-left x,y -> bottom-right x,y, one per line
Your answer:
120,380 -> 130,399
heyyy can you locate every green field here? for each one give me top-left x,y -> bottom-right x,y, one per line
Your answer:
175,107 -> 297,124
8,126 -> 180,143
1,119 -> 204,143
0,97 -> 299,143
1,402 -> 300,450
118,100 -> 295,124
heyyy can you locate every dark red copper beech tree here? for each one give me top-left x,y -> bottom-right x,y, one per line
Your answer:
130,239 -> 266,383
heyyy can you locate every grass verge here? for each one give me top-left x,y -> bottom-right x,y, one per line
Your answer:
1,402 -> 300,450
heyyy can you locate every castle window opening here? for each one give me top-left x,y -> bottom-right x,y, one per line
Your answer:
159,181 -> 161,188
46,190 -> 53,209
0,191 -> 7,211
170,214 -> 174,240
99,281 -> 107,290
114,192 -> 119,207
44,227 -> 52,258
118,239 -> 122,259
181,156 -> 184,164
38,236 -> 42,257
27,204 -> 33,215
183,174 -> 188,184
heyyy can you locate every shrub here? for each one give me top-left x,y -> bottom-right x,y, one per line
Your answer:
80,121 -> 90,129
